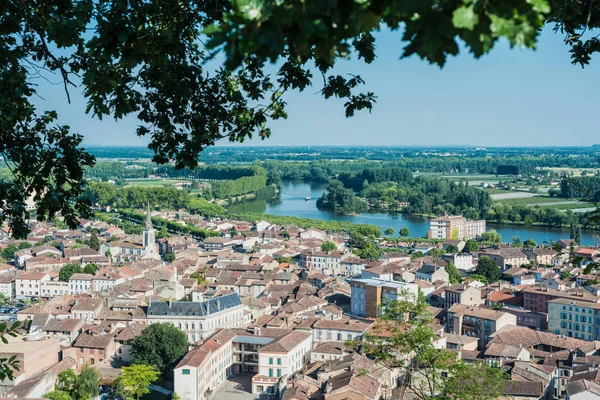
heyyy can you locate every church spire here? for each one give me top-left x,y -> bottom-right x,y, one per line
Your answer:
145,201 -> 152,229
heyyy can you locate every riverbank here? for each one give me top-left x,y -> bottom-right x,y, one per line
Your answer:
233,181 -> 598,245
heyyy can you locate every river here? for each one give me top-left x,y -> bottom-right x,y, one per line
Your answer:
229,181 -> 598,246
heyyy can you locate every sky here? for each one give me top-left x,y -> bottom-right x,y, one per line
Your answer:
33,26 -> 600,147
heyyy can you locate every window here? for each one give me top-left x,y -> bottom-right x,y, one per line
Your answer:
269,368 -> 273,377
257,386 -> 263,393
269,358 -> 273,365
337,333 -> 342,340
277,369 -> 281,377
277,358 -> 281,365
182,369 -> 190,375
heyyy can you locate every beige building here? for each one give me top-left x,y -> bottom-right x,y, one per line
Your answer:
446,304 -> 517,348
444,284 -> 482,309
428,215 -> 485,240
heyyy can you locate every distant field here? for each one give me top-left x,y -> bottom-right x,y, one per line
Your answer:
491,192 -> 539,201
125,178 -> 186,187
495,195 -> 593,211
543,167 -> 600,177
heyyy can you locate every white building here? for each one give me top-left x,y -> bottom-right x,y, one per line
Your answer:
0,272 -> 15,299
441,253 -> 474,271
252,331 -> 312,396
69,273 -> 93,295
15,272 -> 50,297
41,281 -> 70,297
147,293 -> 248,343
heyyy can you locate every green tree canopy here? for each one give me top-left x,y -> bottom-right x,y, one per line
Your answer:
475,256 -> 501,283
321,241 -> 337,252
72,365 -> 100,400
115,364 -> 160,400
355,291 -> 504,399
131,323 -> 188,374
480,230 -> 502,244
2,0 -> 598,239
82,263 -> 99,275
523,239 -> 537,249
44,390 -> 72,400
399,227 -> 410,237
464,240 -> 480,253
59,264 -> 83,282
446,262 -> 463,284
384,227 -> 394,235
89,232 -> 100,251
165,253 -> 176,263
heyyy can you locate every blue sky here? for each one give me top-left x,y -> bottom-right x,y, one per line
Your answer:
34,27 -> 600,147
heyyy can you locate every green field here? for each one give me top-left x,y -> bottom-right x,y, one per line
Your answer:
125,178 -> 185,187
494,195 -> 592,211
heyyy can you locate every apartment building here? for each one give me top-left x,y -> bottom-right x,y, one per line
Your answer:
446,304 -> 517,348
174,329 -> 236,400
350,278 -> 419,318
428,215 -> 485,240
548,298 -> 600,341
69,273 -> 93,295
175,328 -> 312,400
298,250 -> 344,274
444,284 -> 482,309
41,281 -> 70,298
15,272 -> 50,297
253,331 -> 312,395
522,286 -> 600,314
147,293 -> 248,342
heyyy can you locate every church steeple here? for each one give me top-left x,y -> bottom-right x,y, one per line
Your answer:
142,201 -> 160,260
145,201 -> 152,230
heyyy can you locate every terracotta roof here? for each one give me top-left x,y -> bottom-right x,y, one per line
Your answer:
73,333 -> 113,349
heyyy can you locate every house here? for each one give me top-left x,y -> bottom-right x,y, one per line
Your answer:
484,248 -> 529,270
547,298 -> 600,341
14,245 -> 62,268
523,248 -> 558,265
415,264 -> 449,284
70,298 -> 104,323
446,304 -> 517,348
203,237 -> 237,252
323,370 -> 381,400
514,274 -> 536,286
312,319 -> 372,344
0,271 -> 15,299
444,284 -> 482,309
300,228 -> 326,240
66,333 -> 116,370
441,253 -> 474,271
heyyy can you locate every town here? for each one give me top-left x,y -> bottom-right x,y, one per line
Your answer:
0,205 -> 599,400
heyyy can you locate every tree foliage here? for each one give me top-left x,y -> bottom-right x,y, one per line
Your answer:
59,263 -> 83,282
355,292 -> 504,399
114,364 -> 160,400
89,232 -> 100,251
475,256 -> 501,283
321,241 -> 337,252
446,262 -> 463,284
131,323 -> 188,374
399,227 -> 410,237
72,365 -> 100,400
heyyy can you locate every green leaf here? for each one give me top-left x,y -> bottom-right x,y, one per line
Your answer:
453,6 -> 479,30
527,0 -> 550,13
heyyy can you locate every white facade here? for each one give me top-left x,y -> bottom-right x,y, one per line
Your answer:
69,275 -> 92,295
16,274 -> 50,297
41,281 -> 70,297
441,253 -> 474,271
